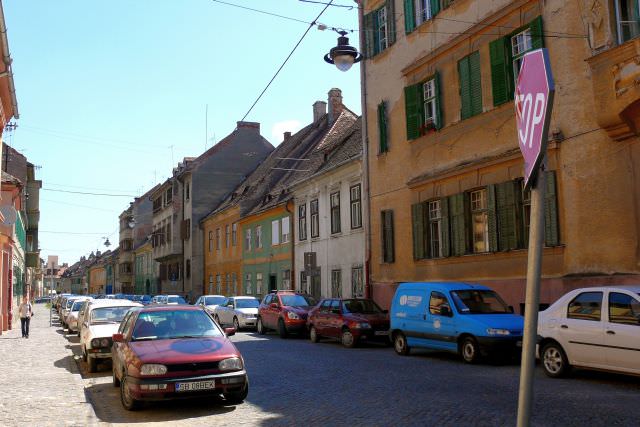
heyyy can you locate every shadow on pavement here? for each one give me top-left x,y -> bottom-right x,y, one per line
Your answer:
85,382 -> 237,424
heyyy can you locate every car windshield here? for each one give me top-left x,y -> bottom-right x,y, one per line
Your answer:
71,301 -> 85,312
205,296 -> 226,306
131,310 -> 223,340
91,306 -> 132,324
141,295 -> 152,302
450,290 -> 510,314
342,299 -> 384,314
167,296 -> 187,304
236,299 -> 259,309
280,294 -> 315,307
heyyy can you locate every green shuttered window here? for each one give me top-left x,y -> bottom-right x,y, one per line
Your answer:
382,210 -> 395,263
378,101 -> 389,153
405,72 -> 443,141
404,0 -> 441,34
364,0 -> 396,58
458,51 -> 482,120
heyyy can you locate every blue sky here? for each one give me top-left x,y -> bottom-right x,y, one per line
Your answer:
3,0 -> 361,264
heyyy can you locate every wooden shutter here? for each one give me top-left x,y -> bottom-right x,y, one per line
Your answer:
387,0 -> 396,46
364,12 -> 376,58
412,203 -> 425,260
449,193 -> 468,256
431,0 -> 441,16
378,101 -> 388,153
530,16 -> 544,49
469,51 -> 483,116
404,0 -> 415,34
440,197 -> 451,257
382,210 -> 395,263
405,83 -> 423,140
487,184 -> 498,252
490,37 -> 512,106
496,181 -> 519,250
434,71 -> 443,130
544,170 -> 560,246
458,56 -> 472,120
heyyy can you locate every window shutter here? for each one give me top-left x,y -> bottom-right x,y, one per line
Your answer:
387,0 -> 396,46
412,203 -> 425,260
544,170 -> 560,246
487,184 -> 498,252
469,51 -> 483,116
449,193 -> 467,256
383,210 -> 395,263
530,16 -> 544,49
431,0 -> 441,16
490,38 -> 512,106
458,56 -> 472,120
364,12 -> 376,58
378,101 -> 388,153
404,0 -> 415,34
440,197 -> 451,257
405,83 -> 423,140
496,181 -> 519,250
434,71 -> 443,130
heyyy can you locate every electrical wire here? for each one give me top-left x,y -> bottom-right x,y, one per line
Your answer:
42,188 -> 137,197
40,230 -> 110,235
239,0 -> 335,121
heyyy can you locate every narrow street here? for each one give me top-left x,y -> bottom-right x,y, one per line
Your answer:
2,304 -> 639,426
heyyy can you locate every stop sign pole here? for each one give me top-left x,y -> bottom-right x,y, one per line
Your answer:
515,48 -> 555,427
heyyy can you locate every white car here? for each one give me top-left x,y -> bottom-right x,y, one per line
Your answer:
65,297 -> 93,333
80,299 -> 142,373
195,294 -> 227,313
213,296 -> 260,330
537,285 -> 640,378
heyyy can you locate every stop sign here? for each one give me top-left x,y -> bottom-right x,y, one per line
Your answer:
515,48 -> 555,189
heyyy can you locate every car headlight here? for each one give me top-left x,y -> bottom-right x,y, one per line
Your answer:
286,312 -> 300,320
487,328 -> 511,336
219,357 -> 243,371
140,364 -> 168,375
91,338 -> 112,348
354,322 -> 371,329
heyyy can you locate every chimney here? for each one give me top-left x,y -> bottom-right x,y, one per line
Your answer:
328,88 -> 344,125
237,121 -> 260,133
313,101 -> 327,122
283,131 -> 292,141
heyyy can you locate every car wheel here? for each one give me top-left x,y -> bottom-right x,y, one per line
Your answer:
277,319 -> 288,339
341,329 -> 356,348
112,366 -> 120,388
257,318 -> 266,335
233,317 -> 240,331
394,332 -> 410,356
120,374 -> 141,411
309,326 -> 320,343
460,336 -> 480,364
87,356 -> 97,373
541,342 -> 570,378
223,382 -> 249,405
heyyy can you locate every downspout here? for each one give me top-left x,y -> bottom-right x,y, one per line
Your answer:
357,0 -> 372,300
0,1 -> 19,120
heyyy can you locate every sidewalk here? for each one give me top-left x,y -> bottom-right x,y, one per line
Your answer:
0,303 -> 99,426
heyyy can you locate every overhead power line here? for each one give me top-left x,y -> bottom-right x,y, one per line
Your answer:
40,230 -> 110,235
42,188 -> 137,197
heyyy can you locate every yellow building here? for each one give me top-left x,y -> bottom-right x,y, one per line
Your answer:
361,0 -> 640,309
88,263 -> 106,295
201,205 -> 242,296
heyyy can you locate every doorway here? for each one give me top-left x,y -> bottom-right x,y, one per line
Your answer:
269,274 -> 277,292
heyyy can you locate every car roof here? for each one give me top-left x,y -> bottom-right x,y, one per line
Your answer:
232,296 -> 257,300
202,294 -> 226,298
568,285 -> 640,293
397,282 -> 491,292
87,299 -> 143,308
136,305 -> 202,312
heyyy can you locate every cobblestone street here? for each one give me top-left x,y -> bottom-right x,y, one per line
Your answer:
1,304 -> 639,426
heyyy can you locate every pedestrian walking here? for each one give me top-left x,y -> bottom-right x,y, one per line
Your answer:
18,296 -> 33,338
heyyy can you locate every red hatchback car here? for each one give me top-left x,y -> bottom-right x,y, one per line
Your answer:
257,291 -> 316,338
111,305 -> 248,410
307,298 -> 390,348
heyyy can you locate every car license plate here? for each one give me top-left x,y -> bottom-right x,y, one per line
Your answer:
175,380 -> 216,392
374,330 -> 389,336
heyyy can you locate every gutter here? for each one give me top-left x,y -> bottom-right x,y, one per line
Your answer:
0,1 -> 18,119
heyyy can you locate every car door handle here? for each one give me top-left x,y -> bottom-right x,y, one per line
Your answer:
560,325 -> 568,329
606,330 -> 615,335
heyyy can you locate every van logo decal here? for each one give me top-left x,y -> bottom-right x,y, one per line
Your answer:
399,295 -> 422,308
433,319 -> 441,329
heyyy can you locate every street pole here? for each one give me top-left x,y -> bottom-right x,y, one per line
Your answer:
516,160 -> 546,427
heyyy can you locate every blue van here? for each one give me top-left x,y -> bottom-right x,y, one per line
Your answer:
390,282 -> 524,363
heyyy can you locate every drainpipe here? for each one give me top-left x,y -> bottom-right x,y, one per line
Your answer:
357,0 -> 372,300
0,1 -> 19,120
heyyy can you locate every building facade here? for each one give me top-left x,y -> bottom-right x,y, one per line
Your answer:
361,0 -> 640,309
201,205 -> 242,297
134,239 -> 157,295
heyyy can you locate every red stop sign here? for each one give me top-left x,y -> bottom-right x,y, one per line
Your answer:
515,48 -> 555,189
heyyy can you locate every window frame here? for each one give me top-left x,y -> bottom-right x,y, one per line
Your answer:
310,199 -> 320,238
245,228 -> 252,251
299,204 -> 308,241
331,269 -> 342,298
350,184 -> 362,229
282,216 -> 291,243
567,292 -> 603,322
470,188 -> 489,254
381,209 -> 395,263
272,220 -> 280,246
330,191 -> 341,234
256,225 -> 263,249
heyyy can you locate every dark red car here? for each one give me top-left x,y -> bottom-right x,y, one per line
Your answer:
111,305 -> 248,410
256,291 -> 316,338
307,298 -> 390,348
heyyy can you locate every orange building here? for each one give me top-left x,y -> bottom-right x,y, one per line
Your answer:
201,205 -> 242,296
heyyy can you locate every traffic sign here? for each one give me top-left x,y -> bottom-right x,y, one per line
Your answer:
515,48 -> 555,189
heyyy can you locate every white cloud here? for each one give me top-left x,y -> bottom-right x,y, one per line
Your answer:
271,120 -> 302,145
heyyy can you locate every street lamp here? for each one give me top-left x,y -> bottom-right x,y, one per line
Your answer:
324,30 -> 362,72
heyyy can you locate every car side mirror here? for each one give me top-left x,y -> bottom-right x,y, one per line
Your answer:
508,305 -> 515,314
224,327 -> 236,337
112,333 -> 124,343
440,305 -> 452,317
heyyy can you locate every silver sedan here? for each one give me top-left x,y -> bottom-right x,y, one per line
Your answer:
213,296 -> 260,330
